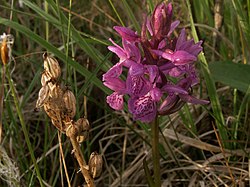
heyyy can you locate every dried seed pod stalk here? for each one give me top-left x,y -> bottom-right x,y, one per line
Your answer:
36,53 -> 101,186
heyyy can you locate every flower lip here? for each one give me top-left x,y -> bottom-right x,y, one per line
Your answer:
128,93 -> 157,123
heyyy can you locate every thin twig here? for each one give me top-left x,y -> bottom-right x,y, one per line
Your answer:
151,117 -> 160,187
58,132 -> 71,187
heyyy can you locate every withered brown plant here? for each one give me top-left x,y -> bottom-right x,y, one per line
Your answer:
36,52 -> 102,187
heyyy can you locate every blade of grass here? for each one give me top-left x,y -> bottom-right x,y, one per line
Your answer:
186,0 -> 229,148
233,86 -> 250,145
0,18 -> 109,94
5,65 -> 44,186
146,0 -> 154,13
231,0 -> 250,45
20,70 -> 41,108
143,158 -> 154,187
121,0 -> 141,32
108,0 -> 125,26
22,0 -> 111,70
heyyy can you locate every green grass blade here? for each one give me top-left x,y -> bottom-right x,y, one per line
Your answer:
233,86 -> 250,145
231,0 -> 250,46
22,0 -> 111,69
108,0 -> 125,26
121,0 -> 141,32
5,66 -> 44,186
0,18 -> 109,94
186,0 -> 228,148
20,70 -> 41,108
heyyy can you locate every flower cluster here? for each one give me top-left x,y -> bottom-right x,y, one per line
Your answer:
103,3 -> 209,123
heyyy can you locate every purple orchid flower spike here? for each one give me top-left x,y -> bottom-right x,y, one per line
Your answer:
103,2 -> 209,123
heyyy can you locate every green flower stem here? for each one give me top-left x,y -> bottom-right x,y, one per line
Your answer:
5,65 -> 44,187
151,117 -> 160,187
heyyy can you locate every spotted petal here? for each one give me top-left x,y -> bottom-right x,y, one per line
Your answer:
107,92 -> 124,110
128,94 -> 157,123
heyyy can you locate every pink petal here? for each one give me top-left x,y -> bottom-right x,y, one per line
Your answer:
103,78 -> 126,93
179,94 -> 210,105
128,94 -> 157,123
107,92 -> 124,110
114,26 -> 139,42
103,63 -> 123,80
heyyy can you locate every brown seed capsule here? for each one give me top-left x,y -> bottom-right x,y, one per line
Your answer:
76,118 -> 90,142
36,85 -> 50,108
75,118 -> 90,132
88,152 -> 103,178
43,102 -> 59,120
43,52 -> 61,80
41,71 -> 51,86
49,84 -> 64,98
51,118 -> 66,133
63,89 -> 76,118
44,101 -> 68,133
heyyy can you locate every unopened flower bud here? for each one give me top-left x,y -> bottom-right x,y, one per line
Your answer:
43,52 -> 61,80
88,152 -> 103,178
36,85 -> 49,108
63,90 -> 76,118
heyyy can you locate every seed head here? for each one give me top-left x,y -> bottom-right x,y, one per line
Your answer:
36,85 -> 50,108
75,118 -> 90,143
43,52 -> 61,80
88,152 -> 103,178
63,89 -> 76,119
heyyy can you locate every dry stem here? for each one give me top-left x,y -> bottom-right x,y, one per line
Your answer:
66,125 -> 95,187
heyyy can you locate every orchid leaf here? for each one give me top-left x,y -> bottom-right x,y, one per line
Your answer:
209,62 -> 250,93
